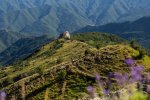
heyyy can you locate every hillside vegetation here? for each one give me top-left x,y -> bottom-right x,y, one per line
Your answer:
75,17 -> 150,50
0,35 -> 53,67
0,32 -> 150,100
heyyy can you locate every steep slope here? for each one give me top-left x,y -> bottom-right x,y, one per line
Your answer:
0,32 -> 150,99
0,32 -> 125,67
0,35 -> 53,67
75,17 -> 150,50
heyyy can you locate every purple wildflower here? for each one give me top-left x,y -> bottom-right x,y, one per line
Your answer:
87,86 -> 95,98
130,67 -> 143,82
114,72 -> 122,84
0,91 -> 6,100
94,73 -> 100,81
135,66 -> 144,73
103,89 -> 109,95
129,78 -> 135,83
114,72 -> 128,85
125,58 -> 135,66
87,86 -> 94,92
120,74 -> 128,84
108,72 -> 114,78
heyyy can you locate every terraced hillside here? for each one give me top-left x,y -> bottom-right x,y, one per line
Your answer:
0,32 -> 150,99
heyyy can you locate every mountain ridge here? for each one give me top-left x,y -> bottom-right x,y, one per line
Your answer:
0,0 -> 150,53
0,0 -> 150,35
74,17 -> 150,50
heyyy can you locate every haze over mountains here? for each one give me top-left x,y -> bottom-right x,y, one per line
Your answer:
0,30 -> 25,52
0,0 -> 150,52
0,0 -> 150,35
0,30 -> 51,52
1,0 -> 150,53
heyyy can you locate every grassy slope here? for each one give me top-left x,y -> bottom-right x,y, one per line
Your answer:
0,32 -> 150,99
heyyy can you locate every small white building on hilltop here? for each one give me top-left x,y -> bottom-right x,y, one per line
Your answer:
59,31 -> 71,39
63,31 -> 70,39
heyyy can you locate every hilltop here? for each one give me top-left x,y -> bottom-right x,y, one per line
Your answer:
0,32 -> 150,99
1,0 -> 150,55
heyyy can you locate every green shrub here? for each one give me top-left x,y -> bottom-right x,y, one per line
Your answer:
85,48 -> 95,56
130,39 -> 139,50
35,67 -> 44,75
72,32 -> 125,48
58,70 -> 67,81
130,40 -> 148,59
56,57 -> 63,64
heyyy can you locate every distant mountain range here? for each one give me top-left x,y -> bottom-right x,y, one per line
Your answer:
1,0 -> 150,54
75,17 -> 150,50
0,30 -> 49,53
0,0 -> 150,35
0,30 -> 25,52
